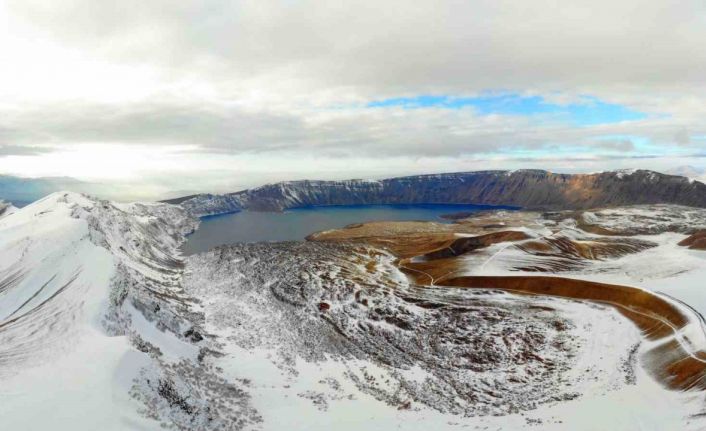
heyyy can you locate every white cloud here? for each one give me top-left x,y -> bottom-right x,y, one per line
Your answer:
1,0 -> 706,198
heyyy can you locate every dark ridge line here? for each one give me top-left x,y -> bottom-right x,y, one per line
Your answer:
0,269 -> 82,331
0,268 -> 27,296
5,273 -> 58,320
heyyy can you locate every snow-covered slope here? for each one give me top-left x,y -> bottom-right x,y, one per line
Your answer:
183,225 -> 706,429
305,204 -> 706,429
0,192 -> 263,430
4,193 -> 706,430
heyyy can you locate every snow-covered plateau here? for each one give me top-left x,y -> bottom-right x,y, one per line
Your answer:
2,193 -> 706,430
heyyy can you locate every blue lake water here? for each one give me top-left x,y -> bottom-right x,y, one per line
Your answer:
181,203 -> 517,255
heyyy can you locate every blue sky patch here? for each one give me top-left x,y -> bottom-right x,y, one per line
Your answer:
366,94 -> 647,126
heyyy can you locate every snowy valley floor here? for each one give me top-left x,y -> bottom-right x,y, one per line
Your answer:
2,196 -> 706,430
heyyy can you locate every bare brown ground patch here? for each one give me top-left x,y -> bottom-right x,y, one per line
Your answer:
679,231 -> 706,250
309,212 -> 544,258
574,215 -> 623,236
519,240 -> 555,253
308,221 -> 459,258
516,236 -> 656,262
421,231 -> 531,261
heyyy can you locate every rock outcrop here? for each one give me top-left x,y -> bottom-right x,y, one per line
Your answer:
679,231 -> 706,250
0,200 -> 16,219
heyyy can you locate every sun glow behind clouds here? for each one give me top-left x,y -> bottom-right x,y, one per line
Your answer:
0,144 -> 200,180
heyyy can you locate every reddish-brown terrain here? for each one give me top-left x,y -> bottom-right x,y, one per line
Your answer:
309,211 -> 706,393
679,230 -> 706,250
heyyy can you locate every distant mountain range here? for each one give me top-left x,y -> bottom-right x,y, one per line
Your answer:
0,175 -> 190,206
0,175 -> 96,207
166,169 -> 706,217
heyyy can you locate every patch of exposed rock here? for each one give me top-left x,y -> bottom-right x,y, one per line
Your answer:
679,231 -> 706,250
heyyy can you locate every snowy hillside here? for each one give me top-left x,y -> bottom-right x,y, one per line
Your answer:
0,192 -> 261,430
3,193 -> 706,430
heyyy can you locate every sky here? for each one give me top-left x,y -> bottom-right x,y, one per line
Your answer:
0,0 -> 705,200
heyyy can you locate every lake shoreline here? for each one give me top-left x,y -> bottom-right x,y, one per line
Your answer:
183,203 -> 518,255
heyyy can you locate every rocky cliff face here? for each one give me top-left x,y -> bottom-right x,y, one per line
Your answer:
173,169 -> 706,216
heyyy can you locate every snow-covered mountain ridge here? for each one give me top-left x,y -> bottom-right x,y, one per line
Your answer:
169,169 -> 706,217
0,192 -> 262,430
